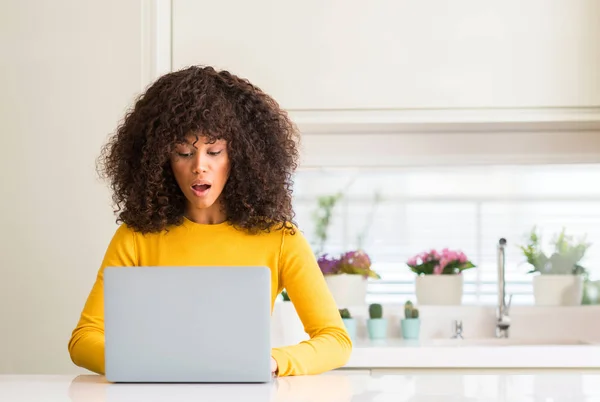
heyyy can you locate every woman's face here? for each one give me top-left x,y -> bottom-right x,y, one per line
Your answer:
170,134 -> 230,220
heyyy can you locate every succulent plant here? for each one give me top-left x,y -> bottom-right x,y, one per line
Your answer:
404,300 -> 419,319
339,308 -> 352,319
280,289 -> 290,301
369,303 -> 383,319
519,226 -> 591,276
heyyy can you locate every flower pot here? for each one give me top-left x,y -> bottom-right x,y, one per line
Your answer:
367,318 -> 388,340
324,274 -> 367,307
270,301 -> 309,347
415,274 -> 463,305
342,318 -> 356,341
401,318 -> 420,339
533,274 -> 584,306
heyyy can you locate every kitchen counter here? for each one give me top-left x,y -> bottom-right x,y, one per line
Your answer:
346,338 -> 600,368
3,370 -> 600,401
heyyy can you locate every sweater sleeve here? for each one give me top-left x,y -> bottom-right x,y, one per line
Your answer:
67,224 -> 137,375
271,227 -> 352,376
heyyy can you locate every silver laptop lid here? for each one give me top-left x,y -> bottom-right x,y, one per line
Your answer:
104,266 -> 272,383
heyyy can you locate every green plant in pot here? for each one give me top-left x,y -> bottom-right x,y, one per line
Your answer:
367,303 -> 387,340
519,226 -> 591,306
339,308 -> 356,341
401,300 -> 420,339
313,190 -> 381,308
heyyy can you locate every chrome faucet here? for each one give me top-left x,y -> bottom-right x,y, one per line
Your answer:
496,238 -> 512,338
451,320 -> 463,339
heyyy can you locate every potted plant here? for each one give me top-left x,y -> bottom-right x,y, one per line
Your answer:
339,308 -> 356,341
366,303 -> 387,340
271,289 -> 308,347
519,226 -> 591,306
319,250 -> 380,307
406,248 -> 475,305
401,300 -> 420,339
312,191 -> 381,308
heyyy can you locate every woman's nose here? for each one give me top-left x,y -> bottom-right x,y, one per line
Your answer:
192,154 -> 207,173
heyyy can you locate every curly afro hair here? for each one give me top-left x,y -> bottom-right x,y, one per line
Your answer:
98,65 -> 300,234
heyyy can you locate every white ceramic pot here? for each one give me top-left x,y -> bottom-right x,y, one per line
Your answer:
533,274 -> 584,306
324,274 -> 368,307
415,274 -> 463,305
270,301 -> 309,347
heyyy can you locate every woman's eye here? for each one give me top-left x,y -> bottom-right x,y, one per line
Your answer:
177,152 -> 193,157
208,150 -> 222,156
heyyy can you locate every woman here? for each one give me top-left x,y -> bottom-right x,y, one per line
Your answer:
67,66 -> 352,377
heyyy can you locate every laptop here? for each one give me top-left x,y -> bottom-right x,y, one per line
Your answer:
103,266 -> 273,383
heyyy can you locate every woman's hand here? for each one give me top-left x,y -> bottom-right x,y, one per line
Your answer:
271,356 -> 278,376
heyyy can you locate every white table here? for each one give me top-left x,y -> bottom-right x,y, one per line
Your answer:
2,370 -> 600,401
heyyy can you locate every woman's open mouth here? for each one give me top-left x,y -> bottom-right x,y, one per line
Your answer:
191,183 -> 211,197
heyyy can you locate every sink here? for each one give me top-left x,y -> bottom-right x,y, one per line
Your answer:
424,338 -> 591,347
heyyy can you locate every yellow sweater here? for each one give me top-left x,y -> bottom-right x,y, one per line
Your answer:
68,217 -> 352,377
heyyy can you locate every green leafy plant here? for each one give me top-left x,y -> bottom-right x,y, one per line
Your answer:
339,308 -> 352,319
519,226 -> 591,276
312,193 -> 343,256
404,300 -> 419,319
280,289 -> 290,301
312,187 -> 381,265
368,303 -> 383,319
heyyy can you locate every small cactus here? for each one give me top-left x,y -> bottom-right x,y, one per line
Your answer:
369,303 -> 383,319
281,290 -> 290,301
404,300 -> 413,319
339,308 -> 352,319
404,300 -> 419,319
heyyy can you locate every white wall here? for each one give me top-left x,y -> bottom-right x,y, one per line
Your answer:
0,0 -> 145,374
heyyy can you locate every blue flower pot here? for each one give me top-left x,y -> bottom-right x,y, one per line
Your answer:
367,318 -> 388,339
401,318 -> 420,339
342,318 -> 356,341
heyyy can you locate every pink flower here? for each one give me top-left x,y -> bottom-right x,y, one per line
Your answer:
439,257 -> 449,271
433,264 -> 443,275
458,252 -> 468,263
444,249 -> 457,261
407,257 -> 418,266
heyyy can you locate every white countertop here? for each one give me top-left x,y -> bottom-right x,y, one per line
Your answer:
3,371 -> 600,401
346,338 -> 600,368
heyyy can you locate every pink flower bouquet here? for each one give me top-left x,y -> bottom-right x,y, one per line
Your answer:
406,248 -> 475,275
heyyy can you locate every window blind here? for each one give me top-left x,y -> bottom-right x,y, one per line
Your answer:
292,164 -> 600,305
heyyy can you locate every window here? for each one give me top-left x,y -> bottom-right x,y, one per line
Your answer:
292,164 -> 600,305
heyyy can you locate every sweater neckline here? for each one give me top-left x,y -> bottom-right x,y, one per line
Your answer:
182,216 -> 232,230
